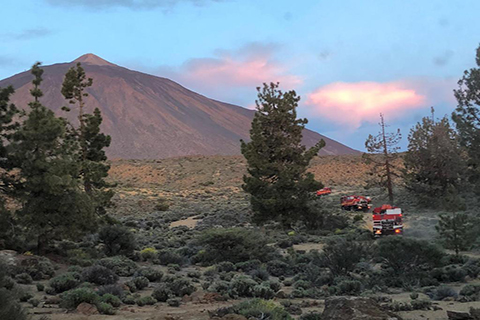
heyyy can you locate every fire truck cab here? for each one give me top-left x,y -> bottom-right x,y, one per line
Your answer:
372,205 -> 403,237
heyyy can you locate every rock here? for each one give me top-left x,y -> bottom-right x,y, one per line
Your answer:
447,310 -> 473,320
470,308 -> 480,320
76,302 -> 99,315
0,250 -> 18,266
322,296 -> 402,320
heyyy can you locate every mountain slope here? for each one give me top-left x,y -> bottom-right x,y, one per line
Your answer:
0,54 -> 359,159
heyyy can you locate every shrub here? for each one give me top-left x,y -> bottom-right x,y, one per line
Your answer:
263,280 -> 281,292
15,273 -> 33,284
157,249 -> 184,266
336,280 -> 362,295
217,261 -> 235,273
0,288 -> 27,320
49,272 -> 81,293
2,276 -> 15,290
208,280 -> 230,296
234,299 -> 293,320
99,224 -> 136,257
170,278 -> 196,296
432,285 -> 458,300
98,284 -> 125,298
20,256 -> 55,280
167,297 -> 181,307
152,283 -> 172,302
81,265 -> 118,285
97,256 -> 138,277
28,298 -> 40,307
267,260 -> 291,277
18,290 -> 33,302
250,268 -> 270,281
229,275 -> 257,297
140,247 -> 157,261
321,238 -> 371,276
411,299 -> 432,310
97,302 -> 116,315
124,280 -> 137,293
36,283 -> 45,292
60,288 -> 99,309
133,276 -> 149,290
376,237 -> 444,276
195,228 -> 274,265
136,295 -> 156,306
122,295 -> 136,305
187,271 -> 202,279
460,284 -> 480,297
235,260 -> 262,272
410,292 -> 419,300
253,284 -> 275,299
134,267 -> 163,282
99,293 -> 122,307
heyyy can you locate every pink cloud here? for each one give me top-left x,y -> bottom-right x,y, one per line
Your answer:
158,43 -> 302,101
305,81 -> 427,128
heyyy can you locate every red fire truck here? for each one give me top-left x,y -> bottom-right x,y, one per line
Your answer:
340,195 -> 372,212
316,187 -> 332,196
372,205 -> 403,237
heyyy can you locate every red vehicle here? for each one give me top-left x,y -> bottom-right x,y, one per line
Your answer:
372,205 -> 403,237
316,187 -> 332,196
341,195 -> 372,212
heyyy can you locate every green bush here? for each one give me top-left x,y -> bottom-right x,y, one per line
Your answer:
139,247 -> 157,261
122,295 -> 136,305
410,292 -> 419,300
2,276 -> 15,290
28,298 -> 40,307
15,273 -> 33,284
410,299 -> 432,310
49,272 -> 81,293
99,224 -> 136,257
0,288 -> 27,320
97,302 -> 116,315
81,265 -> 118,285
60,288 -> 99,309
157,249 -> 184,266
98,284 -> 125,297
133,276 -> 149,290
169,277 -> 196,296
235,260 -> 262,272
229,275 -> 257,297
321,238 -> 371,276
36,283 -> 45,292
432,285 -> 458,300
267,260 -> 291,277
97,256 -> 138,277
208,280 -> 230,296
217,261 -> 235,272
134,267 -> 163,282
136,295 -> 156,306
195,228 -> 274,265
299,313 -> 322,320
336,280 -> 362,295
124,280 -> 137,293
99,293 -> 122,307
234,299 -> 293,320
253,284 -> 275,299
152,283 -> 172,302
460,284 -> 480,297
167,297 -> 181,307
250,268 -> 270,281
19,256 -> 55,280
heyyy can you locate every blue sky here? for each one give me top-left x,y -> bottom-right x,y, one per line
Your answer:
1,0 -> 479,150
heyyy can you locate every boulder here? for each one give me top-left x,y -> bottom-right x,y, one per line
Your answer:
471,308 -> 480,320
0,250 -> 18,267
322,296 -> 402,320
447,310 -> 474,320
76,302 -> 99,315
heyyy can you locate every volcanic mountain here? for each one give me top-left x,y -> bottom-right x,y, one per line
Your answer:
0,54 -> 359,159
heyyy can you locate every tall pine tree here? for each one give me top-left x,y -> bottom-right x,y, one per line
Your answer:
364,114 -> 401,204
404,108 -> 465,207
453,44 -> 480,190
61,63 -> 113,215
241,83 -> 324,227
10,63 -> 96,253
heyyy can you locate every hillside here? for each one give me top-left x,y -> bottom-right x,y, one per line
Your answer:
0,54 -> 359,159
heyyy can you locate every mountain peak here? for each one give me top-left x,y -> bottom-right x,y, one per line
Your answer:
73,53 -> 115,66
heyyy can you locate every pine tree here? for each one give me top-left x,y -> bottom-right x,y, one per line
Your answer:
453,44 -> 480,189
10,63 -> 97,254
241,83 -> 325,226
436,212 -> 473,256
61,63 -> 113,215
363,114 -> 401,204
404,108 -> 465,206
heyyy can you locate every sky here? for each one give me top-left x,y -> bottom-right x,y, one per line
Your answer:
1,0 -> 480,151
